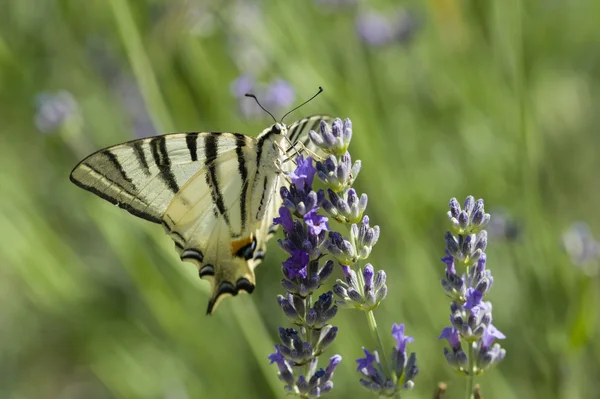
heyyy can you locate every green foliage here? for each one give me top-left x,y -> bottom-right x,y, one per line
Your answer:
1,0 -> 600,398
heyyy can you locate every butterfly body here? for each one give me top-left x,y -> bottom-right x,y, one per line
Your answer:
70,116 -> 330,313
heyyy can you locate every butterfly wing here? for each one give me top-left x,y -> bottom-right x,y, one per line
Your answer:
161,133 -> 265,313
70,116 -> 334,313
69,133 -> 239,224
71,132 -> 264,313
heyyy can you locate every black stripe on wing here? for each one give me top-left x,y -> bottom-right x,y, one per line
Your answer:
204,134 -> 230,226
104,151 -> 135,189
186,132 -> 200,161
69,163 -> 161,224
132,141 -> 151,176
149,136 -> 180,193
234,133 -> 249,231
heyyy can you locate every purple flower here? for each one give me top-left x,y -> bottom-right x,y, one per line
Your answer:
268,345 -> 286,365
289,155 -> 316,191
356,9 -> 420,47
357,325 -> 418,396
391,323 -> 414,353
356,348 -> 377,373
230,74 -> 256,98
268,346 -> 295,385
265,78 -> 296,110
274,207 -> 294,233
282,250 -> 310,279
326,355 -> 342,376
464,288 -> 483,310
230,76 -> 297,119
562,222 -> 600,268
439,327 -> 461,350
230,74 -> 264,118
481,324 -> 506,348
34,90 -> 80,133
304,208 -> 330,236
357,11 -> 396,46
441,253 -> 456,275
439,196 -> 505,381
270,150 -> 341,397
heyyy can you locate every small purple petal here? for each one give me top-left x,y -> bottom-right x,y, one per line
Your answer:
304,208 -> 330,236
274,207 -> 294,232
465,288 -> 483,310
439,327 -> 461,350
355,347 -> 376,373
391,323 -> 414,353
482,324 -> 506,348
282,250 -> 309,279
441,252 -> 456,275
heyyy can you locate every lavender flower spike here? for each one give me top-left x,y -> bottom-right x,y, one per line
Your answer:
269,152 -> 341,398
307,118 -> 418,396
308,118 -> 352,156
439,196 -> 505,396
357,324 -> 418,396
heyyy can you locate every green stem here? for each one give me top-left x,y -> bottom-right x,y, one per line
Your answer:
303,295 -> 313,379
356,267 -> 392,378
465,341 -> 475,399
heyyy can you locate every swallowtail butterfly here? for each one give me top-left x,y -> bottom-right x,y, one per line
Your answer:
70,115 -> 332,313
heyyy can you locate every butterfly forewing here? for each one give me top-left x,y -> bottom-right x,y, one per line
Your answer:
70,115 -> 333,314
70,133 -> 235,223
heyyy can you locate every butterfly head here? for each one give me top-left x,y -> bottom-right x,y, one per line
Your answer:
271,122 -> 287,136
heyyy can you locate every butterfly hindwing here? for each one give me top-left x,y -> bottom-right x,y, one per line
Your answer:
161,133 -> 263,313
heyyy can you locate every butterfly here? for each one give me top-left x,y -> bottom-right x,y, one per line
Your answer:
70,115 -> 332,314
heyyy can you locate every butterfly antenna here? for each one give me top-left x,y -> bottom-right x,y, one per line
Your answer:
244,93 -> 277,123
280,86 -> 324,123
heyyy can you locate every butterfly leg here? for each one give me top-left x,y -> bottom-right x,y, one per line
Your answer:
286,141 -> 324,162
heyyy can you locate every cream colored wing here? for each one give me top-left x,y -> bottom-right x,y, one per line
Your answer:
161,133 -> 267,313
70,132 -> 243,223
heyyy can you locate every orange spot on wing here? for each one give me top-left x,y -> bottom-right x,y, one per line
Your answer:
231,236 -> 254,255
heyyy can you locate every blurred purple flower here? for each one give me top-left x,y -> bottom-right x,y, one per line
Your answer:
265,78 -> 296,110
230,76 -> 296,119
356,9 -> 420,47
488,208 -> 520,241
34,91 -> 80,134
562,222 -> 600,267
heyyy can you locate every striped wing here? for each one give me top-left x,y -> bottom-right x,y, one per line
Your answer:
250,115 -> 335,270
70,131 -> 265,314
161,133 -> 269,313
70,115 -> 333,314
70,133 -> 245,224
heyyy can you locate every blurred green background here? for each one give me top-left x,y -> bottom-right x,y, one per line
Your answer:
2,0 -> 600,398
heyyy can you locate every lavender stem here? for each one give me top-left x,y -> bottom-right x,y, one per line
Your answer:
465,342 -> 475,399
